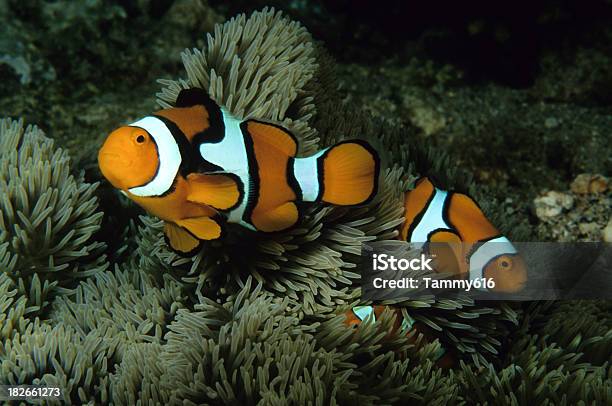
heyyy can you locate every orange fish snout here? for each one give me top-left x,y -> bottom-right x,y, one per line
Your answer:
98,125 -> 159,191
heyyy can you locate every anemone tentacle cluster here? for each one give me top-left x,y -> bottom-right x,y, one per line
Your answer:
0,119 -> 107,319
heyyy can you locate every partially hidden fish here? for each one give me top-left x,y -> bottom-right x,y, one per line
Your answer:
344,305 -> 455,367
343,177 -> 528,366
98,88 -> 380,254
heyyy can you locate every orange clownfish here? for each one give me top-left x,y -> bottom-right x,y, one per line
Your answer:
343,180 -> 527,366
98,88 -> 380,254
400,177 -> 527,293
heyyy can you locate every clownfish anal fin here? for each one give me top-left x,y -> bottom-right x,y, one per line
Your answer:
186,173 -> 242,211
175,216 -> 222,240
163,222 -> 201,254
243,120 -> 298,157
175,88 -> 216,108
251,202 -> 299,232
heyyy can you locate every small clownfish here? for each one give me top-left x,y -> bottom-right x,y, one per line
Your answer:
400,177 -> 527,293
98,88 -> 380,254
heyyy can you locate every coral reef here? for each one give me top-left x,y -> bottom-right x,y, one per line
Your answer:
0,4 -> 610,405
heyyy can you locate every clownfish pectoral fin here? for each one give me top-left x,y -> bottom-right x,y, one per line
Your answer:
251,202 -> 299,232
186,173 -> 242,211
175,88 -> 216,108
163,222 -> 201,254
175,216 -> 222,241
243,120 -> 298,157
319,140 -> 379,206
428,230 -> 467,275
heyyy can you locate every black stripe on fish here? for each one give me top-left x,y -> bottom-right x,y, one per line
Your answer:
152,114 -> 200,178
441,191 -> 455,235
352,139 -> 380,206
197,158 -> 225,173
315,151 -> 325,202
426,228 -> 458,241
286,157 -> 302,201
175,87 -> 225,148
193,95 -> 225,145
405,188 -> 438,242
239,121 -> 260,227
174,88 -> 226,145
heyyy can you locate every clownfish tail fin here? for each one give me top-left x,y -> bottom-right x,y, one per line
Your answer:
319,140 -> 380,206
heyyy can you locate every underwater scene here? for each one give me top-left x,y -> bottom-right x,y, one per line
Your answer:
0,0 -> 611,404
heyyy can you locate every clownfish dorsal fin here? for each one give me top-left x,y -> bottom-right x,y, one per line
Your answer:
175,88 -> 217,108
175,216 -> 222,241
400,177 -> 436,241
447,193 -> 499,242
163,222 -> 201,254
186,172 -> 242,211
242,119 -> 298,157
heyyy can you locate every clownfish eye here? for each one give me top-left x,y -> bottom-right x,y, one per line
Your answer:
498,256 -> 513,270
136,135 -> 146,144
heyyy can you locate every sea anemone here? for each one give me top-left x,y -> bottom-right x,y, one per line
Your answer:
131,8 -> 523,367
0,320 -> 113,404
0,118 -> 107,318
110,278 -> 458,405
157,7 -> 319,155
51,266 -> 189,360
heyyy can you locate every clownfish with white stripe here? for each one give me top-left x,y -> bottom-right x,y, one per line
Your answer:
98,88 -> 380,254
400,177 -> 527,293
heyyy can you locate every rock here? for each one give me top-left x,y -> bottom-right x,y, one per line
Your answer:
603,218 -> 612,243
533,191 -> 574,219
163,0 -> 220,32
578,222 -> 599,235
403,96 -> 447,136
570,173 -> 608,194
